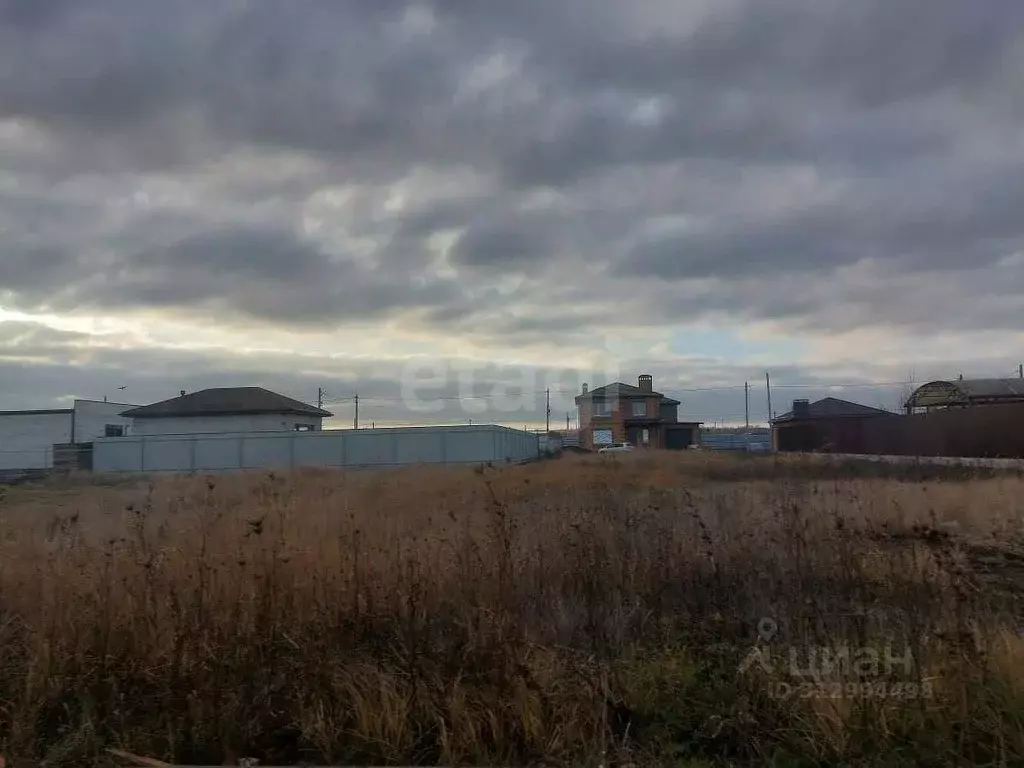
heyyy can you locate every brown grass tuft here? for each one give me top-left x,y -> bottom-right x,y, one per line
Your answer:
0,453 -> 1023,765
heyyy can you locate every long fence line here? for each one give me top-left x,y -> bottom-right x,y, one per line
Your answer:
92,425 -> 540,474
823,452 -> 1024,470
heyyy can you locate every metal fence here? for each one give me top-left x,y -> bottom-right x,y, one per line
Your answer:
93,425 -> 540,474
701,432 -> 772,453
775,404 -> 1024,459
0,446 -> 53,471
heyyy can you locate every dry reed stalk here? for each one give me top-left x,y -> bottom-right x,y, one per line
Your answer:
0,454 -> 1021,765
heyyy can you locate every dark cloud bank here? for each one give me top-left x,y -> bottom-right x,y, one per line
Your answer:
1,0 -> 1023,413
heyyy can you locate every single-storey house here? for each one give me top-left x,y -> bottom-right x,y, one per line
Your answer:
121,387 -> 333,435
771,397 -> 897,453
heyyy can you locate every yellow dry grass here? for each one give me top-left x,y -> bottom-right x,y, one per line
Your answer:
0,452 -> 1023,766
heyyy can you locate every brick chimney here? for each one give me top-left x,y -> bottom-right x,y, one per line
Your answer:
582,382 -> 588,395
638,374 -> 653,392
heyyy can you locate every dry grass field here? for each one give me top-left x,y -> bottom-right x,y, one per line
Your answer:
2,452 -> 1024,766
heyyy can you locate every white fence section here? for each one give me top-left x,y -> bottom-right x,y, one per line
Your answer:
0,447 -> 53,471
93,425 -> 540,474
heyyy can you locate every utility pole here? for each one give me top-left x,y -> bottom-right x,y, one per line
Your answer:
545,388 -> 551,434
566,412 -> 570,431
354,393 -> 359,430
744,382 -> 750,430
1019,363 -> 1023,379
765,372 -> 773,424
317,387 -> 324,410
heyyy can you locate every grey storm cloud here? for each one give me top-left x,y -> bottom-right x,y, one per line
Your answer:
0,0 -> 1023,338
3,222 -> 460,324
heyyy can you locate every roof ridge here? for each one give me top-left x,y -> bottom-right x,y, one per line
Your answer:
121,386 -> 332,419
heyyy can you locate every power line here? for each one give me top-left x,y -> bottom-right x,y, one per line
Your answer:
314,380 -> 921,411
769,381 -> 907,390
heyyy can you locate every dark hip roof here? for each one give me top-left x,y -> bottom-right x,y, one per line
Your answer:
575,382 -> 681,406
773,397 -> 894,423
120,387 -> 333,419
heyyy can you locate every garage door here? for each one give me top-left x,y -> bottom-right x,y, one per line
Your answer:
593,429 -> 613,445
666,427 -> 693,450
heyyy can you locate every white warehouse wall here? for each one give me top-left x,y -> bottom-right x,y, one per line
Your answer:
73,400 -> 136,441
0,411 -> 73,470
130,413 -> 324,436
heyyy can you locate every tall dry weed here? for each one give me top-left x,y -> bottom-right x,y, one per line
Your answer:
0,454 -> 1022,765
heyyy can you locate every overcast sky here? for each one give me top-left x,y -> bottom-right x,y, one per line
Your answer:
2,0 -> 1023,427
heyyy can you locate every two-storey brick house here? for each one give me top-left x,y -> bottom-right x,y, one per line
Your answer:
575,375 -> 702,451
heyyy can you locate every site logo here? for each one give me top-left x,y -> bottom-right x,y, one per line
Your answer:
397,358 -> 624,416
738,618 -> 933,701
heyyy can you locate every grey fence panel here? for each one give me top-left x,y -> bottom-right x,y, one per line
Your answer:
145,438 -> 193,471
241,435 -> 293,470
94,425 -> 540,474
445,429 -> 497,462
395,430 -> 446,464
345,431 -> 397,466
193,436 -> 243,471
292,432 -> 345,467
93,440 -> 143,472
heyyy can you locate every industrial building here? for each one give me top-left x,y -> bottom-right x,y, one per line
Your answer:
904,377 -> 1024,413
575,374 -> 702,450
771,397 -> 897,453
93,424 -> 539,473
120,387 -> 333,434
0,400 -> 136,477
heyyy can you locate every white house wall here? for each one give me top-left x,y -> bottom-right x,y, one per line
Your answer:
93,425 -> 540,473
0,411 -> 72,470
130,413 -> 323,436
73,400 -> 136,441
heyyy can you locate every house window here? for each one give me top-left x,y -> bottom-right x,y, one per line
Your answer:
592,400 -> 612,417
104,424 -> 125,437
592,428 -> 613,445
294,423 -> 315,432
632,401 -> 647,417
